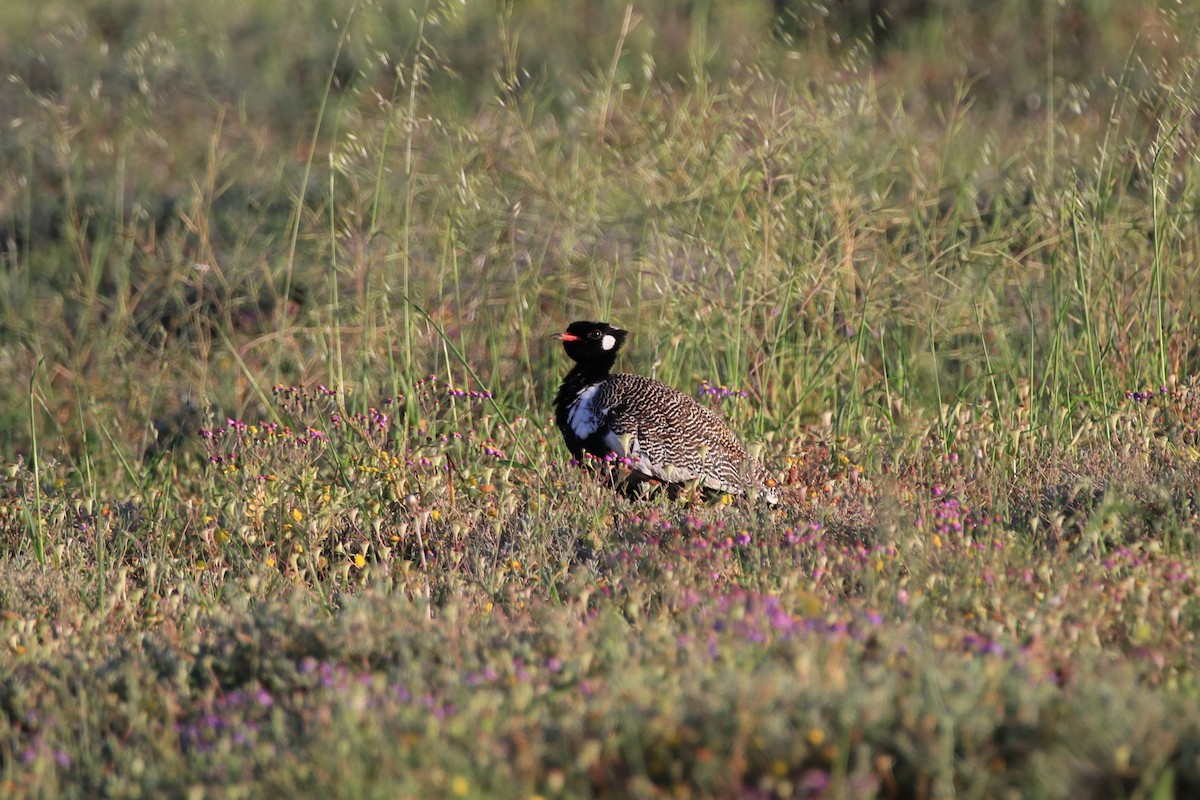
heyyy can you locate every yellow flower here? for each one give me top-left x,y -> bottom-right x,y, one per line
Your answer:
451,776 -> 470,797
292,508 -> 304,523
431,509 -> 441,521
353,553 -> 366,569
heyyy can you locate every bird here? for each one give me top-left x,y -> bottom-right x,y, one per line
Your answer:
553,320 -> 778,504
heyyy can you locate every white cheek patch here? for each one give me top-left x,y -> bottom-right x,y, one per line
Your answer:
601,334 -> 616,350
568,384 -> 603,438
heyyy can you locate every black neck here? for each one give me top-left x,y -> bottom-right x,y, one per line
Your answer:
554,356 -> 616,406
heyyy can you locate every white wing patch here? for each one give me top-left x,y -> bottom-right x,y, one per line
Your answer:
602,430 -> 634,458
568,384 -> 604,438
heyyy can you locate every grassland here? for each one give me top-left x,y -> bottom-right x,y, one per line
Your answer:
2,0 -> 1200,796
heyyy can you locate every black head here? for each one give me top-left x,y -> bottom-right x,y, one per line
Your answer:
553,321 -> 628,365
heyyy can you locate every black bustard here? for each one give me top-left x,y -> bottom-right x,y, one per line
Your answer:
553,321 -> 778,504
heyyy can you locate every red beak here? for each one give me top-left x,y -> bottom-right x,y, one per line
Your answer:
553,332 -> 580,342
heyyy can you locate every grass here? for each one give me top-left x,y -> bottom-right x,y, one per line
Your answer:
3,0 -> 1200,796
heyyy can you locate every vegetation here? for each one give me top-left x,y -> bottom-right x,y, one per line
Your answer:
2,0 -> 1200,796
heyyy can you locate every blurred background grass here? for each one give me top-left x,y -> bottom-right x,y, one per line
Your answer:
0,0 -> 1197,479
